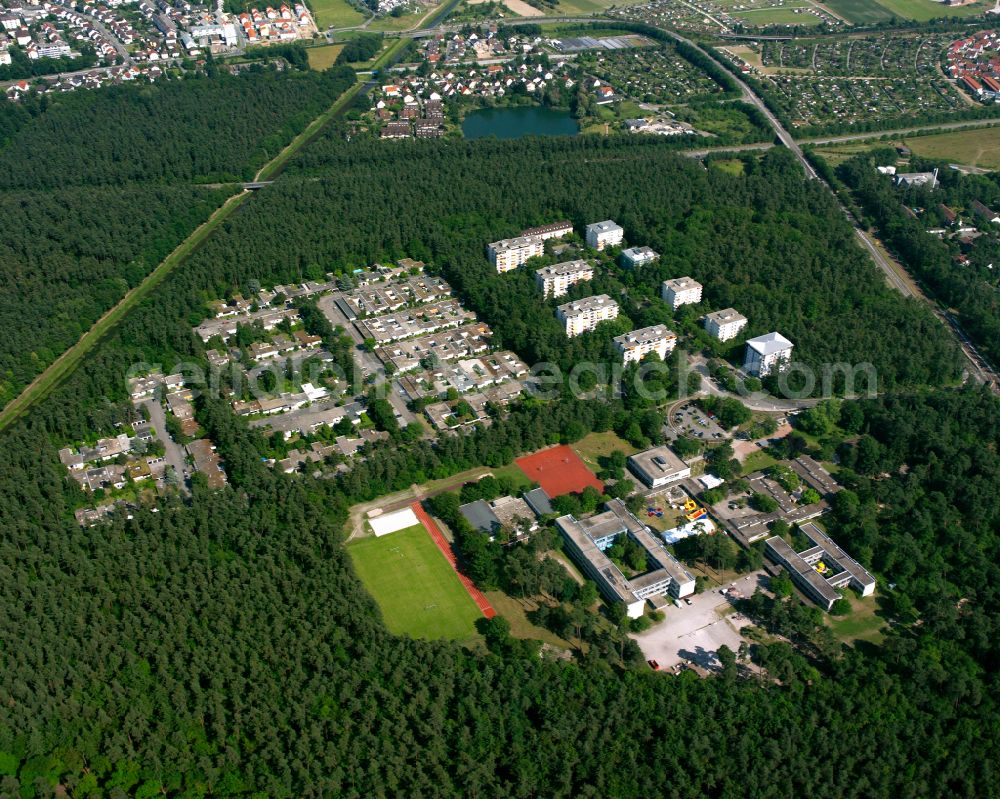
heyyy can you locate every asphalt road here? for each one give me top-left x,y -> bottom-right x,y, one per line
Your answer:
141,398 -> 190,493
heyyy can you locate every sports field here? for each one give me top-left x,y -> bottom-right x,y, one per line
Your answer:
310,0 -> 366,28
516,444 -> 604,497
348,524 -> 481,640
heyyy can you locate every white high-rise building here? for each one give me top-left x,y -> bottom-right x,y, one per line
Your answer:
704,308 -> 747,342
662,277 -> 703,310
585,220 -> 624,251
487,235 -> 547,273
743,332 -> 793,377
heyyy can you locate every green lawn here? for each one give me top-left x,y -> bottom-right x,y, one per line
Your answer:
823,0 -> 893,23
740,448 -> 779,476
310,0 -> 366,28
732,7 -> 823,25
348,524 -> 482,640
307,43 -> 345,70
901,126 -> 1000,171
826,593 -> 885,645
571,431 -> 637,473
872,0 -> 988,19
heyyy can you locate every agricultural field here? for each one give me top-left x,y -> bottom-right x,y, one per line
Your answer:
348,524 -> 482,640
310,0 -> 367,28
307,43 -> 345,70
574,44 -> 728,105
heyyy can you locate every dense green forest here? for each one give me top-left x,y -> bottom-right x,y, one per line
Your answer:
0,124 -> 996,796
835,150 -> 1000,369
0,63 -> 359,410
0,65 -> 356,187
0,184 -> 230,408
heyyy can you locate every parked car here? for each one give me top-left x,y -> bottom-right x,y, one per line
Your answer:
647,659 -> 661,671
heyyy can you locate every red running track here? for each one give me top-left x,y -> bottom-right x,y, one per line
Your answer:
411,501 -> 496,619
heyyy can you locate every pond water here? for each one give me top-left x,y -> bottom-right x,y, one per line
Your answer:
462,106 -> 580,140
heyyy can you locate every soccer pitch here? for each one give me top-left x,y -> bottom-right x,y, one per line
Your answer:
348,524 -> 481,640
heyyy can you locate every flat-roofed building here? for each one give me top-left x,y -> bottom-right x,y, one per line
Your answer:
556,498 -> 695,618
620,246 -> 658,269
743,331 -> 793,377
521,220 -> 573,240
535,259 -> 594,298
585,220 -> 624,251
627,445 -> 691,488
765,522 -> 875,611
487,234 -> 546,273
662,276 -> 702,310
556,294 -> 619,336
704,308 -> 747,342
613,325 -> 677,364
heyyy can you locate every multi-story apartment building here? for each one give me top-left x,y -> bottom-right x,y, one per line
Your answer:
704,308 -> 747,342
556,294 -> 619,337
743,332 -> 793,377
613,325 -> 677,364
585,220 -> 624,251
535,260 -> 594,298
661,276 -> 703,310
487,234 -> 546,273
620,246 -> 658,269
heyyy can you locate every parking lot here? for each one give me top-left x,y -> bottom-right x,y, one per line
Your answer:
632,571 -> 767,671
666,401 -> 728,442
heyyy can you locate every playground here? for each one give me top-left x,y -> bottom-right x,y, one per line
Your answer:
515,445 -> 604,497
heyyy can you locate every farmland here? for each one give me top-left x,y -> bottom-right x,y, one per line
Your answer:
347,524 -> 482,640
823,0 -> 893,24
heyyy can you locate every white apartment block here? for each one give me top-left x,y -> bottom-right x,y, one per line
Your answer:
535,260 -> 594,298
521,220 -> 573,241
743,332 -> 793,377
556,294 -> 619,337
487,234 -> 546,273
613,325 -> 677,364
662,276 -> 703,310
585,220 -> 624,251
704,308 -> 747,342
620,246 -> 658,269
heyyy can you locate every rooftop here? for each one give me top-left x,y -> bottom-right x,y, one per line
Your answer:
705,308 -> 746,325
614,324 -> 676,348
745,331 -> 793,356
663,276 -> 701,292
557,294 -> 617,316
586,220 -> 623,234
536,259 -> 591,278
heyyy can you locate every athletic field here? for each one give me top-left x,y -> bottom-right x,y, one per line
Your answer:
516,444 -> 604,497
348,524 -> 481,640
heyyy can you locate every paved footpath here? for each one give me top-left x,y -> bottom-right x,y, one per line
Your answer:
411,501 -> 496,619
